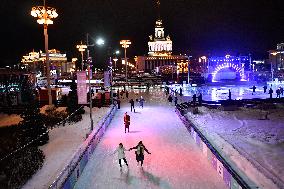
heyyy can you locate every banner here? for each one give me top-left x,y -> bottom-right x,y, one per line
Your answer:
104,71 -> 110,87
77,71 -> 87,104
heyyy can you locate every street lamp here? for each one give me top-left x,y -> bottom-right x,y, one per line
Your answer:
31,0 -> 58,105
120,40 -> 131,82
86,35 -> 104,131
76,41 -> 87,71
113,58 -> 118,74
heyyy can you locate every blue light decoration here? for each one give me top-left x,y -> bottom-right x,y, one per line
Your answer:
211,62 -> 245,82
208,54 -> 250,82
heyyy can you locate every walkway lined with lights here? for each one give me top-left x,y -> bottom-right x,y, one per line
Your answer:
74,88 -> 227,189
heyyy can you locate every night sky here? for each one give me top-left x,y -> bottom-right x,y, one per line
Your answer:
0,0 -> 284,68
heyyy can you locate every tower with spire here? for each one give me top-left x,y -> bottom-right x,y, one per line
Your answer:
148,0 -> 172,56
136,0 -> 188,75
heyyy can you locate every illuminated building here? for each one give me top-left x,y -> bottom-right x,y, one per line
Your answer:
136,19 -> 188,75
21,49 -> 75,77
268,43 -> 284,79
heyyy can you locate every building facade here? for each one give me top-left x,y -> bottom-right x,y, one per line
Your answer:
268,43 -> 284,80
21,49 -> 74,78
136,19 -> 188,75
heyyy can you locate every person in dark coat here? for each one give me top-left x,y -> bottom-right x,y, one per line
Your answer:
174,96 -> 178,106
198,93 -> 202,105
263,85 -> 267,93
280,86 -> 284,96
117,98 -> 121,109
179,87 -> 183,96
129,99 -> 135,112
168,95 -> 173,103
228,89 -> 232,100
192,94 -> 197,105
129,141 -> 151,167
252,85 -> 256,93
276,88 -> 280,98
269,88 -> 273,99
126,90 -> 129,98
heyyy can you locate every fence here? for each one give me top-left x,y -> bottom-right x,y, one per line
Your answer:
175,107 -> 251,189
49,104 -> 117,189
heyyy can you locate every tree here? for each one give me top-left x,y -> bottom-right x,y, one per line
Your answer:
66,79 -> 85,122
19,78 -> 49,146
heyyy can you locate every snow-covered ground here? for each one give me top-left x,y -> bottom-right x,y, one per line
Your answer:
22,106 -> 110,189
168,83 -> 284,188
74,88 -> 227,189
178,85 -> 284,189
0,113 -> 22,127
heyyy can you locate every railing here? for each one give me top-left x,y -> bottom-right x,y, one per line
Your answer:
175,107 -> 251,189
48,104 -> 117,189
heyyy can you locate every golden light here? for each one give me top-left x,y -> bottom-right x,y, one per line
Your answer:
76,43 -> 87,52
201,56 -> 207,60
31,6 -> 58,25
120,40 -> 131,48
271,52 -> 278,56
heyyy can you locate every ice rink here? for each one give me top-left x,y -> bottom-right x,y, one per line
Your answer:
74,88 -> 227,189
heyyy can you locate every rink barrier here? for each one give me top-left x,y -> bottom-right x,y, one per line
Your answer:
175,107 -> 250,189
48,104 -> 117,189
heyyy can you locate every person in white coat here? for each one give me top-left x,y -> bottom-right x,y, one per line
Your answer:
113,143 -> 129,169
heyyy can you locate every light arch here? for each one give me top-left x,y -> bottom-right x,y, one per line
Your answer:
212,63 -> 244,81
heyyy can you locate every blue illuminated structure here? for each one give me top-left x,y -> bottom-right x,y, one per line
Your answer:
208,54 -> 251,82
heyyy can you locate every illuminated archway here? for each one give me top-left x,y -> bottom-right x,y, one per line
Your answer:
212,63 -> 245,81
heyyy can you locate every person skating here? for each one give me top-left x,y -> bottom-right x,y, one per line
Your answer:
168,95 -> 173,103
228,89 -> 232,100
269,88 -> 273,99
179,87 -> 183,96
252,85 -> 256,93
112,143 -> 129,170
263,85 -> 267,93
174,96 -> 178,106
124,112 -> 130,133
129,141 -> 151,167
139,96 -> 145,109
192,94 -> 197,105
129,99 -> 135,112
198,93 -> 203,105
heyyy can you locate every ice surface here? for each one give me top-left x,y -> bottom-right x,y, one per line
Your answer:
74,88 -> 227,189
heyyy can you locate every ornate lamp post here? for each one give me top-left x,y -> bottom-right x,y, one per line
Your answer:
113,58 -> 118,75
76,42 -> 87,71
120,40 -> 131,82
31,0 -> 58,105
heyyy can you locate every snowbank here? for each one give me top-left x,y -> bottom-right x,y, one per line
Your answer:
22,106 -> 110,189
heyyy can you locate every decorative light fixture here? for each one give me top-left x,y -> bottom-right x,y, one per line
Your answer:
30,0 -> 58,105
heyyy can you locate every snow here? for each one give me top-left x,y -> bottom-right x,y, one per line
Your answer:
185,106 -> 284,189
171,83 -> 284,189
22,106 -> 110,189
74,87 -> 227,189
0,113 -> 22,127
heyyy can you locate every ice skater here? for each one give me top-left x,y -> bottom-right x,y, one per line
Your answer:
129,99 -> 135,112
112,143 -> 129,170
124,112 -> 130,133
129,141 -> 151,167
139,96 -> 145,109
